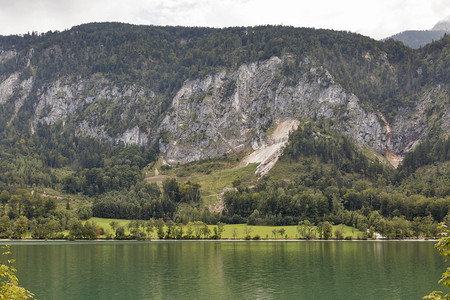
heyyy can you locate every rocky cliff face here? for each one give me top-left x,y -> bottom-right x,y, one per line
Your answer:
158,56 -> 386,164
30,75 -> 159,145
0,72 -> 34,119
390,84 -> 449,154
0,49 -> 447,167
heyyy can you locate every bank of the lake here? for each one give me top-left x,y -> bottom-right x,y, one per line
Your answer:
4,240 -> 446,300
0,237 -> 439,242
88,218 -> 367,240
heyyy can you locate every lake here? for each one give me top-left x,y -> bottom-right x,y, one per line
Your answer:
4,241 -> 446,299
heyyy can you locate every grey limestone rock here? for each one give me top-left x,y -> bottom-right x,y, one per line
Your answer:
158,56 -> 387,164
0,52 -> 444,167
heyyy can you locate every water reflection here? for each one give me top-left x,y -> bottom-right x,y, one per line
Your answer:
5,241 -> 444,300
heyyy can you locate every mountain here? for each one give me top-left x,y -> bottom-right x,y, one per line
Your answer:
384,16 -> 450,48
386,30 -> 447,49
432,15 -> 450,31
0,23 -> 448,170
0,23 -> 448,234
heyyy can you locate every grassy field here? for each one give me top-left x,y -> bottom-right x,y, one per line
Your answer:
85,217 -> 131,235
87,217 -> 364,240
183,163 -> 258,195
149,152 -> 248,177
221,224 -> 363,239
88,217 -> 130,229
31,185 -> 92,213
145,161 -> 258,204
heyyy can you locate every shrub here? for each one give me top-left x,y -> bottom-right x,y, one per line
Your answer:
55,233 -> 66,240
76,206 -> 93,220
0,245 -> 34,299
357,232 -> 368,240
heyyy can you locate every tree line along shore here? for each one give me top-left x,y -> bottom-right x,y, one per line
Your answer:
0,217 -> 444,241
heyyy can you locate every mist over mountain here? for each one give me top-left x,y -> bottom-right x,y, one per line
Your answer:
432,16 -> 450,31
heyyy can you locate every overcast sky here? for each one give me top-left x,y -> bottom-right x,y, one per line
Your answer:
0,0 -> 449,39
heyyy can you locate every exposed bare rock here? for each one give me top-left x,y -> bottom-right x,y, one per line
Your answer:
119,126 -> 148,145
159,56 -> 386,164
0,72 -> 34,119
379,114 -> 403,168
242,119 -> 299,175
0,73 -> 19,104
13,76 -> 33,117
0,50 -> 16,64
32,76 -> 156,146
0,44 -> 445,170
390,85 -> 449,155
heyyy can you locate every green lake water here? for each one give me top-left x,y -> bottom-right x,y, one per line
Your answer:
4,241 -> 446,299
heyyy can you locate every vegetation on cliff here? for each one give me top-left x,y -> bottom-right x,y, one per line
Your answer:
0,24 -> 448,238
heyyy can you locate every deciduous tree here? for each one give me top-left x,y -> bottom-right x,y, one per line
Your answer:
424,225 -> 450,299
0,245 -> 34,299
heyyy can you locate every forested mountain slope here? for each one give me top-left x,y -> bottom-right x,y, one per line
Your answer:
0,23 -> 448,163
0,23 -> 447,238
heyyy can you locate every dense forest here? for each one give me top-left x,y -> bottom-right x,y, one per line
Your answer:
1,24 -> 448,126
0,23 -> 448,239
0,119 -> 447,240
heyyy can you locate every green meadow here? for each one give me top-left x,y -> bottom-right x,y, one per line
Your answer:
86,217 -> 364,240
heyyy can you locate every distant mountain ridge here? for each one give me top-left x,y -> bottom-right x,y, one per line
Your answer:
384,16 -> 449,48
432,15 -> 450,31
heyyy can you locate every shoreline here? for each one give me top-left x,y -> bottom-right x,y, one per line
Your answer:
0,238 -> 438,243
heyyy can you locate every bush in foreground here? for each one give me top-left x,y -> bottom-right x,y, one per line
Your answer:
0,245 -> 34,299
423,225 -> 450,299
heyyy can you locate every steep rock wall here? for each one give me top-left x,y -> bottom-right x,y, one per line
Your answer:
31,76 -> 158,145
390,84 -> 449,154
158,56 -> 386,164
0,50 -> 446,167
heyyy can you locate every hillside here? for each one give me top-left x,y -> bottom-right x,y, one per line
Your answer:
384,16 -> 450,49
0,23 -> 448,239
385,30 -> 448,49
1,24 -> 448,159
